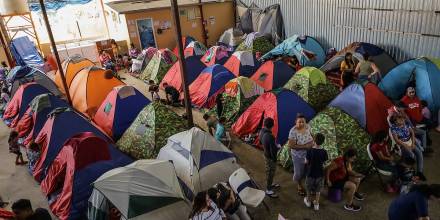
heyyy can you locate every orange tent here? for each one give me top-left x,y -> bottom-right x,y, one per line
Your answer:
69,67 -> 124,118
54,56 -> 94,94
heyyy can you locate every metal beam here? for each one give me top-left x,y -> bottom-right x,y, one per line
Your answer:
39,0 -> 73,105
170,0 -> 194,127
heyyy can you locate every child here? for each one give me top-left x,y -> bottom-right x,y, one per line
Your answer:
8,131 -> 27,165
122,53 -> 131,71
215,117 -> 226,142
397,157 -> 425,194
26,142 -> 41,174
304,133 -> 328,211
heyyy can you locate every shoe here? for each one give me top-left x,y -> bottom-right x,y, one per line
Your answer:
303,197 -> 311,208
354,192 -> 365,201
271,183 -> 281,189
266,190 -> 278,198
313,202 -> 319,211
344,203 -> 362,212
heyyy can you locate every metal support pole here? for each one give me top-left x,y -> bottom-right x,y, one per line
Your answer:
39,0 -> 72,105
198,1 -> 208,46
170,0 -> 194,127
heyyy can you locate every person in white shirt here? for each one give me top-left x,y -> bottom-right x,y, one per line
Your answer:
189,191 -> 226,220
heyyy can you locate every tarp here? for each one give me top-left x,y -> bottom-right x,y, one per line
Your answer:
69,67 -> 125,118
89,160 -> 190,220
329,83 -> 393,134
218,28 -> 245,50
250,60 -> 295,91
160,55 -> 206,93
309,107 -> 371,171
379,57 -> 440,115
32,108 -> 113,182
200,46 -> 231,66
223,51 -> 261,77
188,64 -> 235,108
283,67 -> 339,111
116,102 -> 187,160
28,0 -> 92,11
9,36 -> 44,67
238,2 -> 285,46
93,85 -> 151,141
157,127 -> 239,199
140,49 -> 177,83
3,83 -> 51,128
54,55 -> 94,95
261,35 -> 326,67
232,89 -> 316,146
15,94 -> 69,147
320,42 -> 397,75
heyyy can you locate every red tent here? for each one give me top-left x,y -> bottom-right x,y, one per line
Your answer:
250,60 -> 295,91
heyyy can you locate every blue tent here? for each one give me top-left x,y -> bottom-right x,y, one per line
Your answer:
7,66 -> 34,83
261,35 -> 326,67
160,55 -> 206,92
8,66 -> 62,97
329,84 -> 366,127
379,57 -> 440,114
93,86 -> 151,141
34,108 -> 112,182
189,64 -> 236,108
232,89 -> 316,145
19,94 -> 69,146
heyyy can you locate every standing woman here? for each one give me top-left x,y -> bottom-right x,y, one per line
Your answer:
288,114 -> 314,197
340,52 -> 356,89
354,53 -> 381,84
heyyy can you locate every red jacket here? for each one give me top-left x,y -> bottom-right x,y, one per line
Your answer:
401,95 -> 423,123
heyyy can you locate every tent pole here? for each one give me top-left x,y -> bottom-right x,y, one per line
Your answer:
38,0 -> 72,105
170,0 -> 194,127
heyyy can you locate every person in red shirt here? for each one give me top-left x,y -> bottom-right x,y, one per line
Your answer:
326,149 -> 365,212
370,131 -> 399,192
400,87 -> 423,124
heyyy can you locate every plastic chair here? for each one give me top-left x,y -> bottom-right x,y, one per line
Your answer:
365,144 -> 393,190
229,168 -> 265,208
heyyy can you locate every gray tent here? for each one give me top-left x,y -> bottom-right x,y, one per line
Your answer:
237,1 -> 285,46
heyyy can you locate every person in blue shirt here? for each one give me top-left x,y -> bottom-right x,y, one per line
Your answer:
215,117 -> 226,141
388,184 -> 440,220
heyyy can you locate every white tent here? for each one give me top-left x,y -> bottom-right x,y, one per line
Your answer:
88,160 -> 190,220
157,127 -> 240,199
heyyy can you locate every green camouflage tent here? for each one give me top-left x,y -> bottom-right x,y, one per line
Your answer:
283,67 -> 339,111
277,107 -> 370,171
236,36 -> 274,55
140,48 -> 177,83
210,77 -> 264,127
116,102 -> 187,159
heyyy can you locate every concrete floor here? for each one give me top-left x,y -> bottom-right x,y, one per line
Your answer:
0,73 -> 439,219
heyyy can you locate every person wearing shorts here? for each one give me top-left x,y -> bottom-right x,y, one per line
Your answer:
287,114 -> 314,196
303,133 -> 328,211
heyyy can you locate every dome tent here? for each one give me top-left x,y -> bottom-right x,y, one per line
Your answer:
250,60 -> 296,91
261,35 -> 326,67
232,89 -> 316,147
379,57 -> 440,114
54,55 -> 94,94
93,85 -> 151,141
235,33 -> 274,55
116,102 -> 187,159
157,127 -> 239,200
309,107 -> 371,171
9,66 -> 62,97
200,45 -> 231,66
172,36 -> 196,56
88,160 -> 191,220
160,55 -> 206,93
68,67 -> 125,118
329,83 -> 394,135
283,67 -> 339,111
223,50 -> 261,77
218,28 -> 245,50
140,48 -> 177,83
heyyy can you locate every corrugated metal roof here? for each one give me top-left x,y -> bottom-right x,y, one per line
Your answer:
240,0 -> 440,63
106,0 -> 230,14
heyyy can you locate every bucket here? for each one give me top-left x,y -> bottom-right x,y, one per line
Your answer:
328,188 -> 342,203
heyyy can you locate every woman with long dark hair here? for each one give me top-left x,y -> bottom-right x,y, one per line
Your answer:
189,191 -> 225,220
388,184 -> 440,220
340,52 -> 356,88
